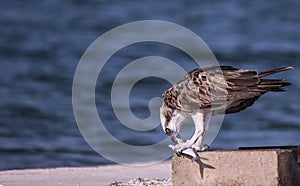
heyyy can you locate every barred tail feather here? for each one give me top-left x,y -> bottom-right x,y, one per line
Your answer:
258,79 -> 291,92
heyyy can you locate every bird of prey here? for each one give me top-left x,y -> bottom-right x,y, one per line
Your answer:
160,66 -> 293,155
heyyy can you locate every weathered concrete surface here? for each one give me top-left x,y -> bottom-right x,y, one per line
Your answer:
0,161 -> 171,186
172,147 -> 300,186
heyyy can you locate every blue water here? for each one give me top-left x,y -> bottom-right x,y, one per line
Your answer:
1,0 -> 299,170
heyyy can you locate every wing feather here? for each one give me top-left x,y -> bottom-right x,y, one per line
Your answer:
162,66 -> 292,114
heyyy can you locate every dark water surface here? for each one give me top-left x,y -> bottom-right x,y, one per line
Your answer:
0,0 -> 299,170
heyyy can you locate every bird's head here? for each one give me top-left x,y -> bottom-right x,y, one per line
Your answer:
160,102 -> 190,140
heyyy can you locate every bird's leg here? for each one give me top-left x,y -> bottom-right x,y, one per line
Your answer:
170,110 -> 205,153
186,110 -> 205,151
192,111 -> 211,151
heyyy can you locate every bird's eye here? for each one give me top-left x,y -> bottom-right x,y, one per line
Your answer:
165,128 -> 172,136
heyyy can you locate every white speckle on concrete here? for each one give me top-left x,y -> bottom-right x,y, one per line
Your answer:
110,178 -> 172,186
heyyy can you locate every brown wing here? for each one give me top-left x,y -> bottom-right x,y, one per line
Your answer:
162,66 -> 292,114
162,66 -> 228,112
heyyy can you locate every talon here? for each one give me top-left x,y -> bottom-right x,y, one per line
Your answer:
191,145 -> 201,152
200,144 -> 210,151
168,144 -> 175,150
191,144 -> 210,152
169,144 -> 185,154
168,141 -> 194,154
175,150 -> 182,156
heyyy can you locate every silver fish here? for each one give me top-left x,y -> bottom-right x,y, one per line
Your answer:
181,147 -> 199,161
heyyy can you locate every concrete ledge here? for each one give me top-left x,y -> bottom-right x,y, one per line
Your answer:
172,146 -> 300,186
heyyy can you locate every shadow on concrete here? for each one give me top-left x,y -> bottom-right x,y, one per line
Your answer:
178,153 -> 215,179
195,157 -> 215,179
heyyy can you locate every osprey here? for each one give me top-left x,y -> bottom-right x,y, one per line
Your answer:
160,66 -> 293,155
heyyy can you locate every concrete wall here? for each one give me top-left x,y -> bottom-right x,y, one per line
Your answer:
172,146 -> 300,186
